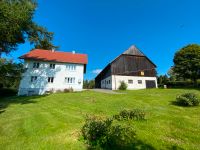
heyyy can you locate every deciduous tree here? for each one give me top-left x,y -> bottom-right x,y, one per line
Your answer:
173,44 -> 200,85
0,0 -> 57,57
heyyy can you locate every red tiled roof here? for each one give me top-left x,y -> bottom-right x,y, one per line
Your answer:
19,49 -> 88,64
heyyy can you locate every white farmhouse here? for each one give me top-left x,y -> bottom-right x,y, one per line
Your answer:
95,45 -> 157,90
18,49 -> 88,95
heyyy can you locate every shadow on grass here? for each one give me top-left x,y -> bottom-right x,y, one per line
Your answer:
167,145 -> 184,150
87,139 -> 156,150
0,95 -> 48,114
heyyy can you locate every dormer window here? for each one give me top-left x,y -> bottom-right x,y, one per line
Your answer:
33,62 -> 40,68
50,64 -> 55,69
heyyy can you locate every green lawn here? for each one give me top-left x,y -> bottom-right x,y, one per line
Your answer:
0,89 -> 200,150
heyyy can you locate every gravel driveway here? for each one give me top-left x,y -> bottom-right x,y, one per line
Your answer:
89,89 -> 126,94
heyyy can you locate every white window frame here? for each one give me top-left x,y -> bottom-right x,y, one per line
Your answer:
65,77 -> 75,84
50,63 -> 55,69
48,77 -> 54,83
33,62 -> 40,68
128,80 -> 133,84
31,76 -> 37,82
66,64 -> 76,71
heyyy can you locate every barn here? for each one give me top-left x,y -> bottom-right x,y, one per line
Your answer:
95,45 -> 157,90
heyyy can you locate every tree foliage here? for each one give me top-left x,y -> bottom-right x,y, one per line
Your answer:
83,80 -> 95,89
173,44 -> 200,85
157,75 -> 169,85
0,0 -> 57,56
0,58 -> 23,89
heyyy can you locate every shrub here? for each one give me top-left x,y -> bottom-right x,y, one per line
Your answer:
113,109 -> 146,121
81,115 -> 113,147
118,81 -> 127,90
166,81 -> 200,88
64,87 -> 73,93
81,115 -> 136,149
56,89 -> 62,93
175,93 -> 200,106
105,124 -> 136,149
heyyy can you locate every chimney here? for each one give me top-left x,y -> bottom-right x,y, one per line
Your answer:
72,50 -> 75,54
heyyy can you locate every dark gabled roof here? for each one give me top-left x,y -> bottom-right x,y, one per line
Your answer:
123,45 -> 145,56
95,45 -> 156,79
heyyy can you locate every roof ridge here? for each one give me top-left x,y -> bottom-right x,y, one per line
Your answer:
32,49 -> 87,55
122,45 -> 145,56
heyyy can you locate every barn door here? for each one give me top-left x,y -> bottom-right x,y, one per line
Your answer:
145,80 -> 156,88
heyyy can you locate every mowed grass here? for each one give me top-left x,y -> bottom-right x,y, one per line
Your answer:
0,89 -> 200,150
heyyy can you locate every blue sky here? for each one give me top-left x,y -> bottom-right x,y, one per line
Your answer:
7,0 -> 200,80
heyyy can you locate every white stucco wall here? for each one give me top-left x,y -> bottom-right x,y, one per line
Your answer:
99,75 -> 157,90
112,75 -> 157,90
18,60 -> 85,95
100,76 -> 112,89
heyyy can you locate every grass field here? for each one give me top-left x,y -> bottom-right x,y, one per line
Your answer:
0,89 -> 200,150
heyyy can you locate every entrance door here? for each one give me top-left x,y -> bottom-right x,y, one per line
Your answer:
145,80 -> 156,88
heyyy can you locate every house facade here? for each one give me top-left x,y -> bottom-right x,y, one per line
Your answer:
95,45 -> 157,90
18,49 -> 87,95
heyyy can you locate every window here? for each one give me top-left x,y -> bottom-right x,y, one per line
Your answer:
31,76 -> 37,82
138,80 -> 142,84
108,80 -> 111,84
50,64 -> 55,69
65,77 -> 75,84
66,64 -> 76,71
128,80 -> 133,84
33,62 -> 40,68
140,71 -> 144,76
48,77 -> 54,83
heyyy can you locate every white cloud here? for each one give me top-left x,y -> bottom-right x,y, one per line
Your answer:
91,69 -> 102,74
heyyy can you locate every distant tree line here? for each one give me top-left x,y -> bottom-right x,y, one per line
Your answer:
83,80 -> 95,89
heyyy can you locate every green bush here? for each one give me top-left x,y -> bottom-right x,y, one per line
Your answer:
166,81 -> 200,88
81,115 -> 136,149
104,124 -> 136,149
118,81 -> 127,90
113,109 -> 146,121
175,93 -> 200,106
81,115 -> 112,147
64,88 -> 73,93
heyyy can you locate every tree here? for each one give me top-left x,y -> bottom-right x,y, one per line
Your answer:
0,58 -> 23,88
0,0 -> 57,57
83,80 -> 95,89
157,75 -> 169,85
167,67 -> 176,81
173,44 -> 200,85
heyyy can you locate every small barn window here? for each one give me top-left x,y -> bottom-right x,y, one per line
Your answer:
128,80 -> 133,84
33,62 -> 40,68
138,80 -> 142,84
48,77 -> 54,83
50,64 -> 55,69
